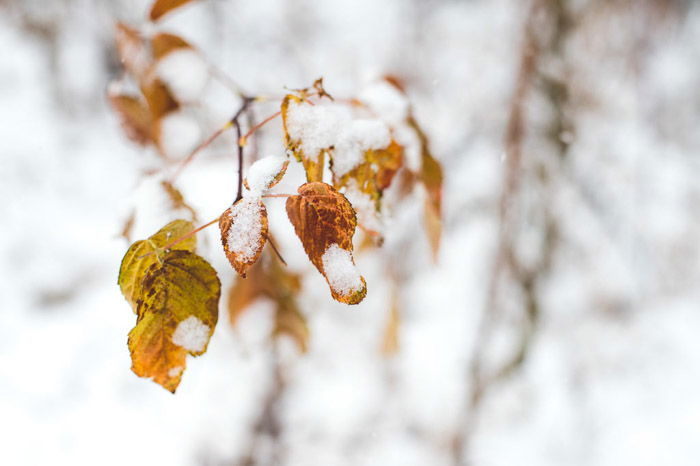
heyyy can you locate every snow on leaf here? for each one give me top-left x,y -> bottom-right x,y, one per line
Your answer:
156,49 -> 209,103
149,0 -> 199,21
243,155 -> 289,196
331,119 -> 391,177
281,95 -> 349,182
286,182 -> 366,304
155,111 -> 201,159
321,244 -> 364,298
128,249 -> 220,393
172,316 -> 210,352
118,219 -> 196,311
219,198 -> 268,277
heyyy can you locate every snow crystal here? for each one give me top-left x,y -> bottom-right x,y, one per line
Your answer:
321,244 -> 363,296
333,119 -> 391,176
226,198 -> 263,261
358,81 -> 410,124
158,111 -> 201,159
172,316 -> 210,353
245,155 -> 287,196
156,49 -> 209,103
285,101 -> 351,161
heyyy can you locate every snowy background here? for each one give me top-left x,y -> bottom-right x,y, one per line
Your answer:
2,0 -> 700,465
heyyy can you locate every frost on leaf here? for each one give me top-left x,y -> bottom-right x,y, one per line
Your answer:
219,198 -> 268,277
118,219 -> 196,310
321,244 -> 364,298
286,182 -> 366,304
128,250 -> 220,393
243,155 -> 289,196
150,0 -> 198,21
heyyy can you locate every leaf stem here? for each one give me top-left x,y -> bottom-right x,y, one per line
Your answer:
240,110 -> 282,145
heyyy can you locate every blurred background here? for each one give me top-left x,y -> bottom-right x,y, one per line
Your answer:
2,0 -> 700,465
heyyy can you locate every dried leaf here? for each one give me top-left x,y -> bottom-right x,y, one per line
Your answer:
227,254 -> 308,352
243,155 -> 290,194
381,298 -> 400,355
219,198 -> 268,277
336,140 -> 404,211
128,249 -> 220,392
115,22 -> 148,77
150,0 -> 198,21
108,94 -> 152,145
286,182 -> 366,304
281,95 -> 326,182
118,219 -> 196,310
273,298 -> 309,353
142,77 -> 179,121
408,115 -> 443,261
152,32 -> 191,60
161,180 -> 198,221
226,261 -> 265,326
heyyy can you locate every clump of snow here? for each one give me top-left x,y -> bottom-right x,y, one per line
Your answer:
321,244 -> 363,296
226,198 -> 264,261
158,111 -> 201,159
245,155 -> 287,196
167,366 -> 184,378
343,183 -> 383,233
156,49 -> 209,103
286,100 -> 351,161
172,316 -> 210,353
358,80 -> 410,125
333,119 -> 391,176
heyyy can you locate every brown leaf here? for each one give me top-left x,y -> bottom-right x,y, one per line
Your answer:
286,182 -> 366,304
128,249 -> 220,392
152,32 -> 191,60
226,261 -> 265,327
108,93 -> 153,145
150,0 -> 198,21
115,22 -> 148,77
219,198 -> 268,278
142,77 -> 179,121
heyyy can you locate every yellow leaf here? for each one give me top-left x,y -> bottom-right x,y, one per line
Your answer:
226,261 -> 265,327
128,250 -> 220,392
286,182 -> 366,304
118,219 -> 196,310
108,94 -> 153,146
273,298 -> 309,353
219,198 -> 268,278
149,0 -> 198,21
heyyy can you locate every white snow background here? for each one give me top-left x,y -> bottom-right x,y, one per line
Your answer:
1,0 -> 700,465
